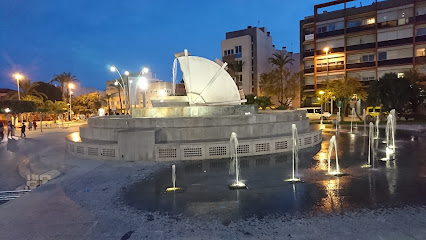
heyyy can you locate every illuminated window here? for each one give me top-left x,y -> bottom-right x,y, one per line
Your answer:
398,73 -> 405,78
367,18 -> 375,24
416,48 -> 426,56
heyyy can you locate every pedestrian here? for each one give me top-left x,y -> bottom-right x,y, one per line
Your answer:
20,123 -> 26,138
28,121 -> 33,131
33,121 -> 37,130
7,121 -> 14,139
0,121 -> 4,140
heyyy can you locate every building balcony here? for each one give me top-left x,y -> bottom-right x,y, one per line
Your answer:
304,85 -> 315,91
316,65 -> 344,72
378,37 -> 413,48
415,35 -> 426,43
303,51 -> 315,58
377,17 -> 413,29
346,24 -> 376,34
415,56 -> 426,64
346,42 -> 376,51
316,47 -> 344,55
304,68 -> 314,74
416,14 -> 426,23
316,29 -> 344,39
378,57 -> 413,66
346,61 -> 376,69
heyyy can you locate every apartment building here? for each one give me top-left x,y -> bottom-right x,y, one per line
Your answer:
300,0 -> 426,110
221,26 -> 278,96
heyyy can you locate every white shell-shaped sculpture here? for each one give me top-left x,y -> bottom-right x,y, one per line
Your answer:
178,50 -> 243,105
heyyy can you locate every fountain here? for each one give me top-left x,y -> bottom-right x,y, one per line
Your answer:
381,112 -> 396,161
166,164 -> 183,192
375,115 -> 380,139
229,132 -> 247,189
362,122 -> 375,168
285,124 -> 303,183
350,108 -> 355,133
327,136 -> 345,176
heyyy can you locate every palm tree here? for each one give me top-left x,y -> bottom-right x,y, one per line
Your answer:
227,60 -> 245,83
50,72 -> 79,102
268,51 -> 294,105
6,79 -> 47,100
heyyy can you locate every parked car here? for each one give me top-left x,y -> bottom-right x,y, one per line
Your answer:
299,107 -> 331,120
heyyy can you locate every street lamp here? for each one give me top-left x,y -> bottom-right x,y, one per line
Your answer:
323,47 -> 331,115
319,90 -> 325,124
68,83 -> 74,121
138,76 -> 148,108
110,65 -> 128,114
13,73 -> 23,100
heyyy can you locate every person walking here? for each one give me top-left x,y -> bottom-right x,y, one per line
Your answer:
33,121 -> 37,131
28,121 -> 33,131
20,123 -> 26,138
7,121 -> 14,139
0,121 -> 4,141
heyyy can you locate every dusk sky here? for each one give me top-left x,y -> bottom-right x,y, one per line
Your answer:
1,0 -> 373,90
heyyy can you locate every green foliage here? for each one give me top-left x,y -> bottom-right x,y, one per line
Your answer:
0,100 -> 37,113
260,68 -> 300,106
256,96 -> 272,110
368,72 -> 424,112
6,79 -> 47,100
276,105 -> 288,110
34,81 -> 62,101
72,92 -> 102,115
50,72 -> 79,102
245,94 -> 256,105
226,60 -> 245,80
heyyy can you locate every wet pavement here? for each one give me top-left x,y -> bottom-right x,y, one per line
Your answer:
124,125 -> 426,222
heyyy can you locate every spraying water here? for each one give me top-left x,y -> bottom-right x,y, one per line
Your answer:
385,113 -> 396,154
172,58 -> 178,95
229,132 -> 246,189
362,122 -> 375,168
286,124 -> 302,182
327,136 -> 341,175
350,108 -> 355,133
375,115 -> 380,139
172,164 -> 176,188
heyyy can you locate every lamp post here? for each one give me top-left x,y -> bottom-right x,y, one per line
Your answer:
13,73 -> 23,100
319,90 -> 325,124
139,76 -> 148,108
68,83 -> 74,121
133,67 -> 150,109
110,66 -> 129,114
323,47 -> 330,114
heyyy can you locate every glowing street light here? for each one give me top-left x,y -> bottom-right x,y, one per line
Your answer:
138,76 -> 148,108
5,108 -> 11,113
319,90 -> 325,95
110,66 -> 116,72
13,73 -> 24,100
142,67 -> 149,74
124,70 -> 130,76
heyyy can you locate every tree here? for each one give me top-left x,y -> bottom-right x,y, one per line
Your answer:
325,77 -> 367,118
34,81 -> 62,101
260,68 -> 300,107
72,92 -> 102,117
0,100 -> 37,114
368,72 -> 423,113
226,60 -> 244,82
6,79 -> 47,100
267,51 -> 294,105
50,72 -> 79,102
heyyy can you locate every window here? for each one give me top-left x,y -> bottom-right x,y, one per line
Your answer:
362,54 -> 374,62
366,18 -> 375,25
317,26 -> 327,33
416,48 -> 426,56
378,52 -> 387,61
398,73 -> 405,78
306,109 -> 314,113
238,46 -> 242,53
304,29 -> 314,35
230,49 -> 234,54
348,19 -> 362,28
328,24 -> 336,31
223,50 -> 227,56
417,28 -> 426,36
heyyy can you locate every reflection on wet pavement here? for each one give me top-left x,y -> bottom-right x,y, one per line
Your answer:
124,125 -> 426,221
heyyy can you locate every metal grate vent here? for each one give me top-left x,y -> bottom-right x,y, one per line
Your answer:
88,147 -> 98,156
183,148 -> 202,157
159,148 -> 177,158
208,146 -> 227,156
255,143 -> 270,152
304,137 -> 312,145
102,149 -> 116,158
314,135 -> 319,142
69,144 -> 75,152
76,146 -> 84,154
237,145 -> 250,154
275,141 -> 288,150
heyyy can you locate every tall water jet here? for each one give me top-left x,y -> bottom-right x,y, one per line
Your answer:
350,108 -> 355,133
166,164 -> 183,192
362,122 -> 375,168
229,132 -> 247,189
362,109 -> 367,136
285,124 -> 302,182
327,136 -> 344,176
382,113 -> 396,161
375,115 -> 380,139
172,58 -> 178,95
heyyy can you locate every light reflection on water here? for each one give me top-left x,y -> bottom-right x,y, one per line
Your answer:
124,124 -> 426,221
